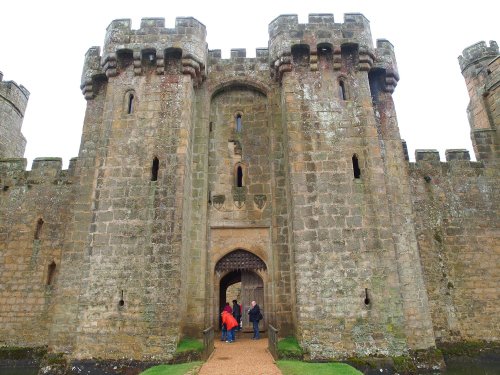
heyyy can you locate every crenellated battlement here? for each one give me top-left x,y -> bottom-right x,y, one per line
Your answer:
269,13 -> 373,62
409,149 -> 485,186
0,157 -> 75,187
373,39 -> 399,93
414,149 -> 472,163
459,40 -> 499,72
207,48 -> 270,75
81,16 -> 208,98
267,13 -> 398,88
208,48 -> 269,61
0,73 -> 30,116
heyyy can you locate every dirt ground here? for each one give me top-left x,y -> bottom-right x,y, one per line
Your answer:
197,331 -> 282,375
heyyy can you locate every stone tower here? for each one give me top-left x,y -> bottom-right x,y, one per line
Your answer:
0,72 -> 29,158
459,41 -> 499,161
48,17 -> 208,358
267,14 -> 435,357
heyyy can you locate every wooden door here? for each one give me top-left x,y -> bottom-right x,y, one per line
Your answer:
240,271 -> 265,329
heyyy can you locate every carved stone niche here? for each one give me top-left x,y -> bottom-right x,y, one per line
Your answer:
232,186 -> 247,209
212,194 -> 225,211
253,194 -> 267,210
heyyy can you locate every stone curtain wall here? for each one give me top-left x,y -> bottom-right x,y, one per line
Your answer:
0,158 -> 72,347
410,152 -> 499,343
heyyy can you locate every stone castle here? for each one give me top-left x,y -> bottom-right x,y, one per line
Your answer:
0,12 -> 498,363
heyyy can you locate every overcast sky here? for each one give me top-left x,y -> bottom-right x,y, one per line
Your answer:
1,0 -> 498,168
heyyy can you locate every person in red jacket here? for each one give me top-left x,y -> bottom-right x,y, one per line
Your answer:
221,310 -> 238,343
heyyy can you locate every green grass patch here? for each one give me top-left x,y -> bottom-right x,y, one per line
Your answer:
277,336 -> 303,359
175,337 -> 203,353
277,360 -> 362,375
139,361 -> 202,375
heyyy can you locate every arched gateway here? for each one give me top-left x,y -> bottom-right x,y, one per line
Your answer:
215,249 -> 267,330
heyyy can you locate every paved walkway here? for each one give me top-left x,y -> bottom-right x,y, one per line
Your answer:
198,331 -> 282,375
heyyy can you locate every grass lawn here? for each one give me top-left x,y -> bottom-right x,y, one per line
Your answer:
276,360 -> 362,375
175,337 -> 203,353
277,336 -> 303,359
139,361 -> 203,375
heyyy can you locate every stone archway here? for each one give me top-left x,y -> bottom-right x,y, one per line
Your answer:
215,249 -> 267,331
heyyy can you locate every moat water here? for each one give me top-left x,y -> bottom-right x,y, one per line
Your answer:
1,359 -> 499,374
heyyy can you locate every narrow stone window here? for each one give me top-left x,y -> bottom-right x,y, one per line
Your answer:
127,93 -> 134,114
364,288 -> 370,305
118,290 -> 125,307
151,157 -> 159,181
352,154 -> 361,179
209,122 -> 213,132
34,218 -> 44,240
236,165 -> 243,187
236,114 -> 242,132
47,261 -> 56,286
339,80 -> 347,100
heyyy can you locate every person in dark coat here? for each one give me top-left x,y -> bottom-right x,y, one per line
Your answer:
248,300 -> 261,339
232,299 -> 241,331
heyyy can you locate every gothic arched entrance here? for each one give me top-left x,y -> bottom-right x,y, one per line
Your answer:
215,249 -> 267,331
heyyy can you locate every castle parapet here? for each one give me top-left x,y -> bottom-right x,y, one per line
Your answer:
374,39 -> 399,93
445,149 -> 471,161
30,157 -> 63,179
208,48 -> 269,63
0,158 -> 27,174
458,40 -> 499,72
81,17 -> 208,97
415,149 -> 440,162
81,47 -> 104,100
269,13 -> 373,63
0,74 -> 30,117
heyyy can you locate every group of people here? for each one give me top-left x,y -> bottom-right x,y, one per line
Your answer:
220,300 -> 262,343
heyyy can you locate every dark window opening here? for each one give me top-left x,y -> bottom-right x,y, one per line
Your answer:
236,165 -> 243,187
352,155 -> 361,179
339,80 -> 347,100
236,114 -> 242,132
151,157 -> 159,181
369,69 -> 385,105
47,261 -> 56,285
35,218 -> 44,240
117,50 -> 134,70
341,44 -> 358,73
209,122 -> 213,132
317,44 -> 333,69
127,93 -> 134,114
165,48 -> 182,74
291,44 -> 310,68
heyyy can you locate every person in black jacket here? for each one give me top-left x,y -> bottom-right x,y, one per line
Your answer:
232,299 -> 241,331
248,300 -> 261,339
